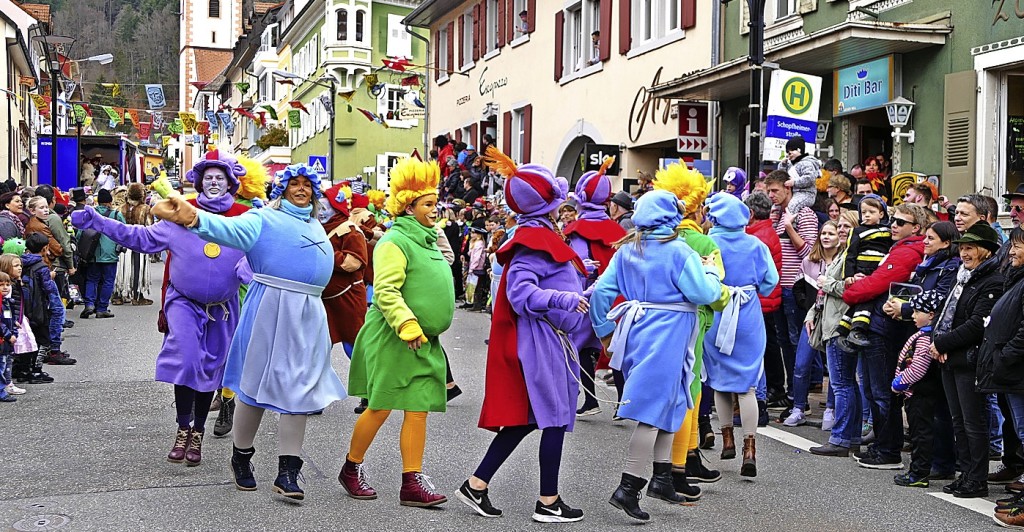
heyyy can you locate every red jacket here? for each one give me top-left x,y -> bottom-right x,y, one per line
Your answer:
747,218 -> 783,313
843,235 -> 925,306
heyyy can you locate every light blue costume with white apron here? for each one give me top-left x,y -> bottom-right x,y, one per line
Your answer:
702,193 -> 779,394
590,190 -> 724,432
192,200 -> 347,414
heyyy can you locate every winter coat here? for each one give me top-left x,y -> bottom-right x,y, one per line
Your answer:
92,206 -> 125,263
843,235 -> 925,337
746,218 -> 783,313
932,256 -> 1005,372
807,251 -> 849,346
777,154 -> 821,193
975,266 -> 1024,393
898,249 -> 960,320
0,214 -> 20,240
24,216 -> 63,268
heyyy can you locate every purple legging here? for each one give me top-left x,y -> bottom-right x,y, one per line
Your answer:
473,425 -> 566,497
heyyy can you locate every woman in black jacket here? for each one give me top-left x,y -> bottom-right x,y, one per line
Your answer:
931,222 -> 1005,498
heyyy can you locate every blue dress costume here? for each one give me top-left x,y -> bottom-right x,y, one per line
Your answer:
702,193 -> 779,394
191,200 -> 347,414
589,190 -> 724,432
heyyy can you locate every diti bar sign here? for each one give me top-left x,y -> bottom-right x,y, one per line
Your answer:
763,69 -> 822,161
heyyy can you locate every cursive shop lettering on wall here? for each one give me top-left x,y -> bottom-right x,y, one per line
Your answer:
479,67 -> 508,97
993,0 -> 1024,25
628,67 -> 673,143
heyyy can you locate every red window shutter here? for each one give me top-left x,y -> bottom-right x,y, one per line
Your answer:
682,0 -> 696,29
472,5 -> 481,61
554,10 -> 564,81
458,15 -> 465,66
504,0 -> 514,43
470,123 -> 479,147
434,30 -> 440,81
497,0 -> 506,48
599,0 -> 612,61
455,129 -> 463,142
619,0 -> 631,55
502,111 -> 512,154
446,21 -> 455,73
480,1 -> 488,53
526,0 -> 536,34
522,104 -> 533,163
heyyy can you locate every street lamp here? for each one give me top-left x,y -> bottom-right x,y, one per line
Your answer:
79,54 -> 113,65
73,108 -> 86,185
746,0 -> 767,184
32,34 -> 75,188
273,70 -> 336,181
885,96 -> 916,173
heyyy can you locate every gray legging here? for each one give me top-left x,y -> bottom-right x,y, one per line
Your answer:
623,422 -> 674,477
233,400 -> 308,456
715,388 -> 759,437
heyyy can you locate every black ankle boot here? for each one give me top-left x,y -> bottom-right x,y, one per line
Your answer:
698,415 -> 715,449
671,466 -> 702,501
273,455 -> 305,501
231,446 -> 257,491
685,450 -> 722,483
647,462 -> 687,503
609,473 -> 649,521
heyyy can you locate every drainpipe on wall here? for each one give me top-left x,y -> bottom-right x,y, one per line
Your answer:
709,0 -> 722,182
406,24 -> 429,156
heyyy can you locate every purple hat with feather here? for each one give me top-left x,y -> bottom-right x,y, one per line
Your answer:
503,164 -> 568,217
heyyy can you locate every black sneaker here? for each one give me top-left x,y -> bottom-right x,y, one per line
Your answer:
456,480 -> 502,518
231,446 -> 258,491
847,330 -> 871,347
858,453 -> 903,470
943,475 -> 965,494
853,448 -> 875,462
766,396 -> 793,410
953,479 -> 989,498
354,398 -> 368,414
532,497 -> 583,523
62,319 -> 74,329
95,311 -> 115,319
893,472 -> 929,488
80,306 -> 95,319
576,405 -> 601,417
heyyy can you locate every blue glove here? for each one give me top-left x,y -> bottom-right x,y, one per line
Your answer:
891,374 -> 909,392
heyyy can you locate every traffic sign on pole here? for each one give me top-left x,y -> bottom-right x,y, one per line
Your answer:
308,155 -> 328,175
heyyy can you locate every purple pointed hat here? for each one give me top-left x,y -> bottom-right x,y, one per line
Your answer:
503,163 -> 568,217
574,170 -> 613,206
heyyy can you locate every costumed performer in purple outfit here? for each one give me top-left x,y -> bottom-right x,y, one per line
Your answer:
457,148 -> 589,523
70,150 -> 251,467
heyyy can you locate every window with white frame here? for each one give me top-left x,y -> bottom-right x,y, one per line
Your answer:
632,0 -> 681,44
337,8 -> 348,40
562,0 -> 599,76
387,14 -> 412,57
769,0 -> 797,24
261,24 -> 279,52
377,85 -> 416,127
461,9 -> 475,67
356,10 -> 366,44
438,27 -> 449,78
485,0 -> 499,54
513,0 -> 529,35
511,107 -> 526,162
209,0 -> 220,18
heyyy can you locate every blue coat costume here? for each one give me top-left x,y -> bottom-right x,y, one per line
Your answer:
590,190 -> 724,432
702,193 -> 779,393
191,199 -> 347,414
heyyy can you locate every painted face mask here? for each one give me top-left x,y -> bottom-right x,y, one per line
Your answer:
317,197 -> 336,223
202,169 -> 230,198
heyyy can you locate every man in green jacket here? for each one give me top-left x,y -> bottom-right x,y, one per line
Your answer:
80,189 -> 124,319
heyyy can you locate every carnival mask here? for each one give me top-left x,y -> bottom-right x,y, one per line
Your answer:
202,168 -> 229,198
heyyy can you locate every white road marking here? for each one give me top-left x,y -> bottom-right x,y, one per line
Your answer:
757,425 -> 818,452
928,492 -> 994,516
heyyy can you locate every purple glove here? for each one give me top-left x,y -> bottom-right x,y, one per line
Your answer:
70,205 -> 97,229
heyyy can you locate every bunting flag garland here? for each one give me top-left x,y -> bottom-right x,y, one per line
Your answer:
318,93 -> 333,116
287,109 -> 301,128
168,118 -> 183,134
151,111 -> 164,128
178,112 -> 197,134
205,110 -> 218,125
288,100 -> 309,114
196,121 -> 210,135
83,116 -> 93,129
234,82 -> 250,95
382,57 -> 412,72
161,135 -> 171,147
357,108 -> 376,122
138,121 -> 152,138
103,106 -> 120,123
338,90 -> 356,113
29,94 -> 48,115
126,108 -> 140,125
255,112 -> 265,128
235,107 -> 255,120
145,84 -> 167,109
260,105 -> 278,121
72,104 -> 87,123
217,111 -> 234,135
189,81 -> 208,91
80,103 -> 92,117
114,107 -> 126,123
101,83 -> 121,97
400,75 -> 420,87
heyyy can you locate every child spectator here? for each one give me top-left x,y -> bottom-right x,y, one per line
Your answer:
25,197 -> 63,268
22,233 -> 74,366
468,227 -> 489,311
776,136 -> 820,215
837,195 -> 893,351
1,254 -> 41,385
0,271 -> 18,402
891,291 -> 943,488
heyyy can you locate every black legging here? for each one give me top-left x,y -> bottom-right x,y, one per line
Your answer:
473,425 -> 566,497
173,385 -> 216,433
578,348 -> 624,410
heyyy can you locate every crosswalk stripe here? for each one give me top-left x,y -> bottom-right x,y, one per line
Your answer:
756,425 -> 818,452
927,492 -> 993,516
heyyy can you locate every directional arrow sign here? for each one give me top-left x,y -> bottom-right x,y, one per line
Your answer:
677,136 -> 709,153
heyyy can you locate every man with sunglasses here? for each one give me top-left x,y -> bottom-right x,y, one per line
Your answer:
1007,184 -> 1024,229
842,204 -> 928,469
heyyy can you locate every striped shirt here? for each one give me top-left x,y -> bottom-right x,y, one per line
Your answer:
771,205 -> 819,289
894,329 -> 934,398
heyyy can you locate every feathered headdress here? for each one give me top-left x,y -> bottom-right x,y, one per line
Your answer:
384,158 -> 440,216
236,155 -> 271,201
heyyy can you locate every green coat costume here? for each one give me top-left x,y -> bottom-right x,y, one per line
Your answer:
681,228 -> 729,402
349,216 -> 455,412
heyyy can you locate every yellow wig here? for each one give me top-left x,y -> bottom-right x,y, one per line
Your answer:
367,190 -> 386,210
384,158 -> 440,216
236,155 -> 271,201
653,162 -> 712,218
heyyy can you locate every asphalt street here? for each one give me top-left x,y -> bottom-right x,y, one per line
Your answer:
0,264 -> 1002,531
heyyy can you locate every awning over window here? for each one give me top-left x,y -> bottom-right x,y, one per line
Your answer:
651,20 -> 951,102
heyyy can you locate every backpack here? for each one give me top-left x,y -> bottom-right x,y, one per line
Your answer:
23,261 -> 51,325
76,208 -> 116,264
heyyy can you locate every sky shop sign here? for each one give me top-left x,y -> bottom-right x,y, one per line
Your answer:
833,56 -> 895,116
764,69 -> 822,161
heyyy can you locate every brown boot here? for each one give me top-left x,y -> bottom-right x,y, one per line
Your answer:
721,426 -> 736,460
741,435 -> 757,477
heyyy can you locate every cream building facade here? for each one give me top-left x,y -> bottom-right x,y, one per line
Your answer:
406,0 -> 708,189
